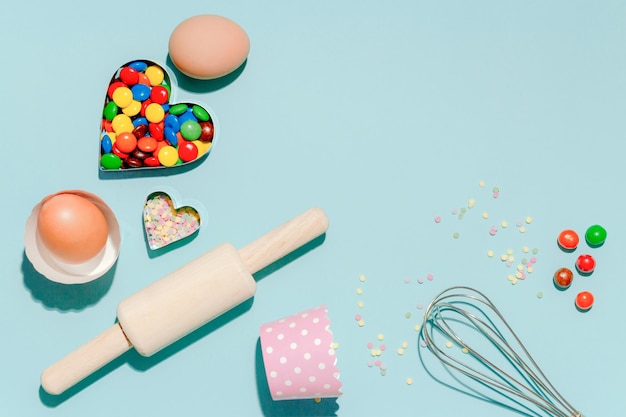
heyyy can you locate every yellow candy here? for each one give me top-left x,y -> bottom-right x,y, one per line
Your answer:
145,103 -> 165,123
112,86 -> 133,108
145,65 -> 165,86
111,114 -> 133,134
158,146 -> 179,167
122,100 -> 142,117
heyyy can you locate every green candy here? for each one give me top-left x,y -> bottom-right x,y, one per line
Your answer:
585,224 -> 607,247
169,103 -> 188,115
103,101 -> 118,121
101,153 -> 122,170
191,105 -> 210,122
180,120 -> 202,141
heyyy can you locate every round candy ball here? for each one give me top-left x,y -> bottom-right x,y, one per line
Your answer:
575,254 -> 596,274
557,229 -> 579,251
575,291 -> 594,311
585,224 -> 607,247
169,15 -> 250,80
37,193 -> 108,264
553,267 -> 573,289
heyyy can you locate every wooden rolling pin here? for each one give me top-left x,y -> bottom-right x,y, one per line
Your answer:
41,207 -> 329,395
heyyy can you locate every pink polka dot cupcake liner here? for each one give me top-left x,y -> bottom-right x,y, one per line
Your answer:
260,305 -> 342,400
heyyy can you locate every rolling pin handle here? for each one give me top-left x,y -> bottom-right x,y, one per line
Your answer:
41,322 -> 131,395
238,207 -> 329,274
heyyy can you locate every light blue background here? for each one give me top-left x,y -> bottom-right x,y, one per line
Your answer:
1,1 -> 624,415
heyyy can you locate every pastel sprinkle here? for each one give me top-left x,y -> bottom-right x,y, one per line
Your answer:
403,277 -> 411,284
522,246 -> 529,253
434,216 -> 442,223
397,348 -> 405,355
357,301 -> 364,308
525,216 -> 533,224
501,220 -> 508,228
358,320 -> 365,327
377,334 -> 385,341
479,180 -> 485,187
427,274 -> 434,281
143,193 -> 201,250
414,324 -> 421,332
537,291 -> 544,298
406,377 -> 413,385
482,212 -> 489,219
405,312 -> 412,319
453,232 -> 460,239
359,274 -> 366,282
519,226 -> 527,233
401,341 -> 408,349
355,314 -> 362,321
445,341 -> 453,348
356,288 -> 363,295
487,250 -> 494,257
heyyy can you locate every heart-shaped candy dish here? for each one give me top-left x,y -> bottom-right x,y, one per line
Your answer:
143,189 -> 204,250
100,60 -> 217,171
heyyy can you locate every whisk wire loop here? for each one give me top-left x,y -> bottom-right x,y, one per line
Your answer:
421,286 -> 583,417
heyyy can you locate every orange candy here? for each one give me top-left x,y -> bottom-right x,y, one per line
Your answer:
115,132 -> 137,153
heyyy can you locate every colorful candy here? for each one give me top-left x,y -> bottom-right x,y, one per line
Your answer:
585,224 -> 607,247
575,254 -> 595,274
100,60 -> 215,170
575,291 -> 594,311
557,229 -> 579,251
553,267 -> 573,289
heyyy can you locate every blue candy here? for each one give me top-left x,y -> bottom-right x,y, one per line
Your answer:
101,134 -> 113,154
131,84 -> 151,102
128,61 -> 148,72
164,114 -> 180,131
177,108 -> 198,125
133,117 -> 148,127
164,127 -> 178,146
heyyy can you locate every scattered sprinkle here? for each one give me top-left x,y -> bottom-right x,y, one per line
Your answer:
414,324 -> 421,332
406,377 -> 413,385
314,398 -> 322,403
356,288 -> 363,295
522,246 -> 529,253
525,216 -> 533,224
537,291 -> 544,299
377,334 -> 385,341
445,341 -> 453,348
332,342 -> 340,350
479,180 -> 485,187
434,215 -> 441,223
401,341 -> 408,349
427,274 -> 434,281
397,348 -> 405,355
468,198 -> 475,208
358,320 -> 365,327
357,301 -> 364,308
405,312 -> 412,319
403,277 -> 411,284
359,274 -> 366,282
519,226 -> 527,233
482,212 -> 489,219
453,232 -> 460,239
355,314 -> 362,321
461,347 -> 469,354
487,250 -> 494,257
501,220 -> 508,228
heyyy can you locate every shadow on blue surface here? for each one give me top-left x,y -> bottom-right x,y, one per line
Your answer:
255,339 -> 339,417
164,54 -> 247,94
22,251 -> 115,311
38,232 -> 327,406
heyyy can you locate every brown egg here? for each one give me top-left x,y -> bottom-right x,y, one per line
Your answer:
169,14 -> 250,80
36,193 -> 109,264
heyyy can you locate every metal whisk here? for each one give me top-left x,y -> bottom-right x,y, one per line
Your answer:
420,286 -> 583,417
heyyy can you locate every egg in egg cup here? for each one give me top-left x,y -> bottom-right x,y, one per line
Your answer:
24,190 -> 121,284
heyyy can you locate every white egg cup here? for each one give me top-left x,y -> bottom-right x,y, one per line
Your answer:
24,190 -> 121,284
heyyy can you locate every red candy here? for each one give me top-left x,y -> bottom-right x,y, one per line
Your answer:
150,85 -> 169,104
575,291 -> 594,311
575,254 -> 595,274
557,229 -> 579,250
178,140 -> 199,162
119,66 -> 139,85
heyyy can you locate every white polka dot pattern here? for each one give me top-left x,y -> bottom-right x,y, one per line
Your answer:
260,305 -> 342,400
